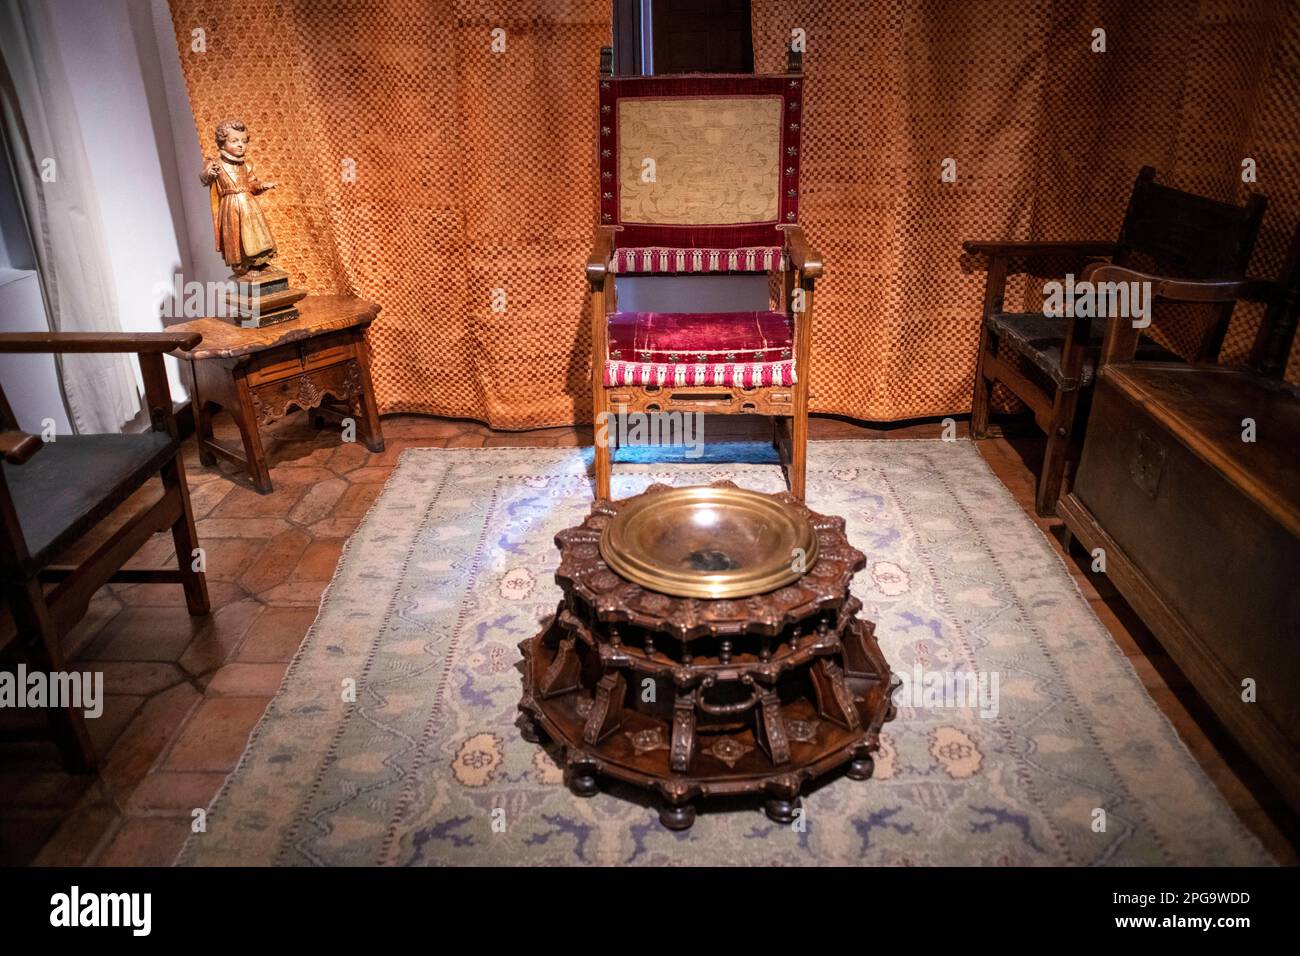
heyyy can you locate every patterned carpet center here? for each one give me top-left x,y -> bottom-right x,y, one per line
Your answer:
179,442 -> 1270,865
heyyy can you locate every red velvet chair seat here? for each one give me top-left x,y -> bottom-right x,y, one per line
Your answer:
604,310 -> 794,388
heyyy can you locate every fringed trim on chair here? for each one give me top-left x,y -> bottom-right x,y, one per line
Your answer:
603,360 -> 796,388
610,247 -> 786,274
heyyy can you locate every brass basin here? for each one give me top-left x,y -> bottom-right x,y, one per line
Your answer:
599,486 -> 817,599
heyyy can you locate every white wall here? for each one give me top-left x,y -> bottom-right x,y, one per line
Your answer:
45,0 -> 222,404
2,0 -> 219,425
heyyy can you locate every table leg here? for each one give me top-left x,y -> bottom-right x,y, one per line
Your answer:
350,346 -> 385,453
232,373 -> 273,494
186,360 -> 217,467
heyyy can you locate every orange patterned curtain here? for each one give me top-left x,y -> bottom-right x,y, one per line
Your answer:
167,0 -> 609,429
169,1 -> 1298,429
752,0 -> 1300,418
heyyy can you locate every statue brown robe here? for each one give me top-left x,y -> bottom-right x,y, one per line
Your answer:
209,159 -> 276,270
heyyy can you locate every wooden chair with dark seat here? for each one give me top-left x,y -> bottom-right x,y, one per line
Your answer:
0,331 -> 210,771
587,45 -> 822,500
965,166 -> 1267,516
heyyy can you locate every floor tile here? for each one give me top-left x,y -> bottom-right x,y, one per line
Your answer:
163,697 -> 270,772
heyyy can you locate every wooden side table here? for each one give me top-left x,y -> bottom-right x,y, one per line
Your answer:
170,294 -> 385,494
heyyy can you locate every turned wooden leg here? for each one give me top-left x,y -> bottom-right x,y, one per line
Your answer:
789,279 -> 813,500
971,255 -> 1007,439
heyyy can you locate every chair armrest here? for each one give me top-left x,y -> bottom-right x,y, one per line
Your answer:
0,331 -> 201,354
1080,262 -> 1258,304
780,225 -> 823,279
0,429 -> 41,465
963,239 -> 1117,257
587,226 -> 617,290
1085,263 -> 1265,367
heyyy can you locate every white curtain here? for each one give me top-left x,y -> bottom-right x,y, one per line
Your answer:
0,0 -> 140,433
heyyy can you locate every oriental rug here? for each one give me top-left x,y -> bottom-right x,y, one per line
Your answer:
178,441 -> 1272,866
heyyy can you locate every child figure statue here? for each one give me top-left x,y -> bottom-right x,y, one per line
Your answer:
200,119 -> 278,275
198,120 -> 304,326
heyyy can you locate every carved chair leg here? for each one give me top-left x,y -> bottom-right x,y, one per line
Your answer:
790,400 -> 808,500
592,387 -> 612,502
972,253 -> 1007,439
1036,386 -> 1081,518
590,279 -> 613,501
6,578 -> 96,772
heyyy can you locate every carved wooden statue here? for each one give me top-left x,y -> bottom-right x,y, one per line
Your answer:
198,120 -> 305,326
200,119 -> 278,276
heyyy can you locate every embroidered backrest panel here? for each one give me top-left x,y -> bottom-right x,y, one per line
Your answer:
617,96 -> 782,226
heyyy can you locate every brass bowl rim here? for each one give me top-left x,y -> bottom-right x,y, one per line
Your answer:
598,486 -> 817,599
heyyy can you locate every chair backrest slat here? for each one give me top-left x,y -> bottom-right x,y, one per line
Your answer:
1248,224 -> 1300,379
1116,166 -> 1266,279
1114,166 -> 1267,362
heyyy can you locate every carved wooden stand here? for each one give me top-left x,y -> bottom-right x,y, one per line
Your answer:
170,295 -> 385,494
518,482 -> 896,830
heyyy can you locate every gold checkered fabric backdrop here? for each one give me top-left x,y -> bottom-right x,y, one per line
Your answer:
169,1 -> 1299,428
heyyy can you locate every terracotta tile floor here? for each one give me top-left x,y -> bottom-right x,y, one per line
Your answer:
1,411 -> 1295,865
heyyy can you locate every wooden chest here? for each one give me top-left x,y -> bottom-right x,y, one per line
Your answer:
1058,362 -> 1300,810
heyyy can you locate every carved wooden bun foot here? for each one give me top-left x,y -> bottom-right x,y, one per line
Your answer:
659,803 -> 697,831
518,483 -> 894,831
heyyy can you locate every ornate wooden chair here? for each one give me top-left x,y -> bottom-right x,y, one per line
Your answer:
586,46 -> 822,500
0,331 -> 210,771
965,166 -> 1266,516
